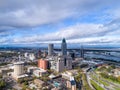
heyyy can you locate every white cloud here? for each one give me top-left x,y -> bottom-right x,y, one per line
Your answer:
0,0 -> 120,28
12,22 -> 120,44
0,0 -> 120,46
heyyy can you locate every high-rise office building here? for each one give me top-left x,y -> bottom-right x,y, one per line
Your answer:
61,38 -> 67,56
56,56 -> 72,72
80,46 -> 84,58
37,50 -> 42,58
48,44 -> 54,56
38,59 -> 48,70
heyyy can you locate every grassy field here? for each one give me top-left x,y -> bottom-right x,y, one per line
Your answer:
99,79 -> 109,86
90,80 -> 105,90
82,73 -> 92,90
90,73 -> 109,86
114,87 -> 120,90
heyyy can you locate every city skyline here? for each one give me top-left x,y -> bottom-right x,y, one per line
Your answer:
0,0 -> 120,47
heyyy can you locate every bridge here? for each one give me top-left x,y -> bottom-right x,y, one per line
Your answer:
54,48 -> 120,52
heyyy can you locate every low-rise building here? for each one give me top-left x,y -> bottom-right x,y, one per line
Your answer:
113,68 -> 120,77
16,74 -> 29,79
29,83 -> 38,90
12,62 -> 29,80
27,66 -> 37,74
62,70 -> 78,80
33,68 -> 47,77
62,71 -> 77,90
66,80 -> 76,90
34,79 -> 45,88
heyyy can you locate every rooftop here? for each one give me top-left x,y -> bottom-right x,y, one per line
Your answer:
14,62 -> 24,65
16,74 -> 28,79
34,68 -> 47,73
34,79 -> 45,84
70,80 -> 76,85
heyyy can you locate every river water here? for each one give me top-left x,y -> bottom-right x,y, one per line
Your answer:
85,53 -> 120,62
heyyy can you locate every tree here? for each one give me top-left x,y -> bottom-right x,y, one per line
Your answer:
22,85 -> 27,90
117,76 -> 120,82
0,80 -> 6,89
47,69 -> 54,74
17,78 -> 24,83
111,65 -> 115,69
78,68 -> 83,73
75,73 -> 82,83
106,67 -> 112,72
0,74 -> 2,78
23,81 -> 28,85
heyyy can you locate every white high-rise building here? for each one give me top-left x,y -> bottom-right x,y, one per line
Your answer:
48,44 -> 54,56
24,52 -> 29,58
57,56 -> 72,72
50,56 -> 72,72
56,57 -> 65,72
29,53 -> 35,60
14,62 -> 24,77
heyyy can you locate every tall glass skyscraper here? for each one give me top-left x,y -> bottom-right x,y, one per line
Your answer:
61,38 -> 67,56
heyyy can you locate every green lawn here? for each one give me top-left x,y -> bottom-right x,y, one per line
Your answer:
99,79 -> 109,86
82,74 -> 92,90
114,87 -> 120,90
90,80 -> 105,90
90,73 -> 109,86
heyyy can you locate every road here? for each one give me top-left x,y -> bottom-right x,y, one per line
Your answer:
90,71 -> 120,90
86,72 -> 95,90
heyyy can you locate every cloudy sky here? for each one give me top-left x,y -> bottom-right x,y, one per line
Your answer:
0,0 -> 120,47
